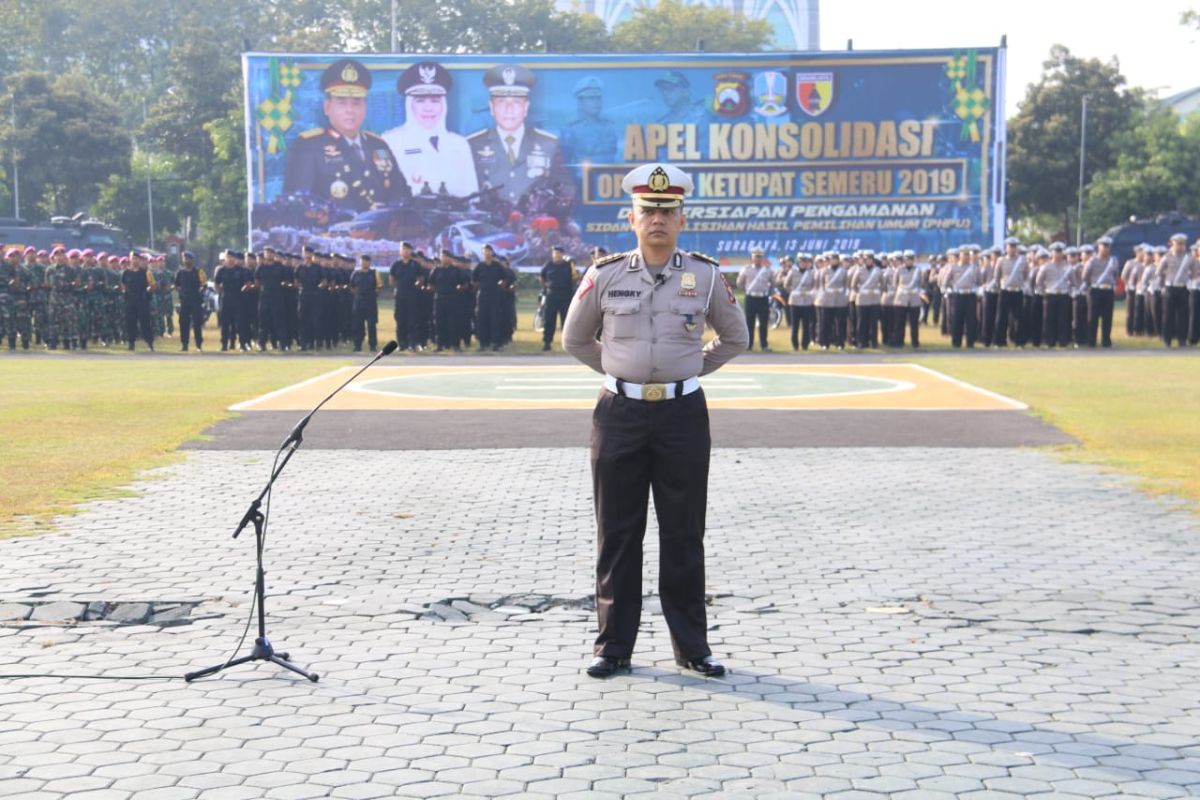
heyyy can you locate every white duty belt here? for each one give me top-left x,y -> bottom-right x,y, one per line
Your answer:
604,375 -> 700,402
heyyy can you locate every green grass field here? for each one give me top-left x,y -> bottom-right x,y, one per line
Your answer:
0,359 -> 343,537
919,356 -> 1200,508
1,297 -> 1195,538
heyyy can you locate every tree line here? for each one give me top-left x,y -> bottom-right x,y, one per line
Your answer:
0,0 -> 1196,256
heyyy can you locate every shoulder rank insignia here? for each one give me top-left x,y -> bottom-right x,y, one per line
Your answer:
592,251 -> 629,269
299,128 -> 324,139
533,128 -> 559,140
688,251 -> 720,267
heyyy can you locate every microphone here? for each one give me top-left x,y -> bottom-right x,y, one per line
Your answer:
281,340 -> 398,449
655,273 -> 665,287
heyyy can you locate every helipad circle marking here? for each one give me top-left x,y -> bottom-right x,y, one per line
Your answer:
352,370 -> 913,403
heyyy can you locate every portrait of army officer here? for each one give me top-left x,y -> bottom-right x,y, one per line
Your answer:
467,64 -> 569,206
562,163 -> 749,680
283,58 -> 411,212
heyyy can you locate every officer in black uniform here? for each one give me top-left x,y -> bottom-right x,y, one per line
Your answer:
120,254 -> 155,351
431,249 -> 464,351
350,254 -> 381,351
281,251 -> 298,349
497,255 -> 518,348
241,252 -> 260,349
295,246 -> 322,351
213,250 -> 244,351
283,58 -> 411,212
389,242 -> 421,350
256,247 -> 285,351
472,244 -> 507,351
540,245 -> 576,351
173,251 -> 206,351
414,251 -> 435,348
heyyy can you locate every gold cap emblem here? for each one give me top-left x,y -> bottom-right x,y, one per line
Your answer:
647,167 -> 670,193
341,64 -> 358,83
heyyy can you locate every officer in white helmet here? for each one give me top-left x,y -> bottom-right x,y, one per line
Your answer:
563,162 -> 748,680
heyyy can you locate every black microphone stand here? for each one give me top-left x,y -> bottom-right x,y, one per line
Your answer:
185,341 -> 399,683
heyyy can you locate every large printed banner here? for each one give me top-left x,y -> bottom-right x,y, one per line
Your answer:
243,49 -> 1005,266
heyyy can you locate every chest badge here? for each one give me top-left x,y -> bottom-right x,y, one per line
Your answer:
678,271 -> 698,297
684,313 -> 697,332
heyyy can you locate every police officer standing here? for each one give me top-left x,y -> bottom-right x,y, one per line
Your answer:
432,249 -> 464,351
1037,242 -> 1073,348
121,252 -> 155,351
1156,233 -> 1197,348
1082,235 -> 1120,348
736,247 -> 773,351
213,250 -> 244,351
389,242 -> 421,350
350,254 -> 382,352
473,244 -> 506,351
563,163 -> 748,680
295,246 -> 322,351
174,251 -> 206,351
539,245 -> 576,351
256,247 -> 286,351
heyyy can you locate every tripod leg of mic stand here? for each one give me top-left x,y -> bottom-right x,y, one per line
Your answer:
269,654 -> 319,682
184,653 -> 257,682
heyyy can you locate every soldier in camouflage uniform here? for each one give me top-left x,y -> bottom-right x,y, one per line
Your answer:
66,249 -> 91,348
45,247 -> 77,349
152,256 -> 174,338
105,255 -> 124,345
26,248 -> 49,346
0,248 -> 17,349
8,249 -> 33,349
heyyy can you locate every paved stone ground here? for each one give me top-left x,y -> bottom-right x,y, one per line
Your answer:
2,447 -> 1200,799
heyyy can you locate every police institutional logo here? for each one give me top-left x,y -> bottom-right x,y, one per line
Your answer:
647,167 -> 670,193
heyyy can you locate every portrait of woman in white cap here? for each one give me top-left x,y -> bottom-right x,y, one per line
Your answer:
382,61 -> 479,198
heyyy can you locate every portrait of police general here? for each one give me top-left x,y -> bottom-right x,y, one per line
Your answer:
282,58 -> 412,212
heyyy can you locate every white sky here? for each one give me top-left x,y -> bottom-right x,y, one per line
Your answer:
819,0 -> 1199,115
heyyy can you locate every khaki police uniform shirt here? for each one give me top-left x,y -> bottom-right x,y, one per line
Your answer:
562,250 -> 749,384
1156,253 -> 1199,288
892,265 -> 923,307
1082,255 -> 1120,289
784,267 -> 817,306
996,255 -> 1026,291
1035,259 -> 1072,294
944,260 -> 980,293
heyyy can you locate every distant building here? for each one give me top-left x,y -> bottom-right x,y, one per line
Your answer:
1163,86 -> 1200,118
557,0 -> 820,51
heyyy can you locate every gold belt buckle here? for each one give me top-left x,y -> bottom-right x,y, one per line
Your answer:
642,383 -> 666,402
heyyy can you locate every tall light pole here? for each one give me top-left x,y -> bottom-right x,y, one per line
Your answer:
10,94 -> 18,219
1076,94 -> 1089,246
391,0 -> 398,52
142,97 -> 154,249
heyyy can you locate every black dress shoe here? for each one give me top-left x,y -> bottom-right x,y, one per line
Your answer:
585,655 -> 631,678
676,655 -> 726,677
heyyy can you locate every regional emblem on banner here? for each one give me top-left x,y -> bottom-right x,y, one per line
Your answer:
712,71 -> 750,117
795,72 -> 834,117
752,72 -> 787,118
